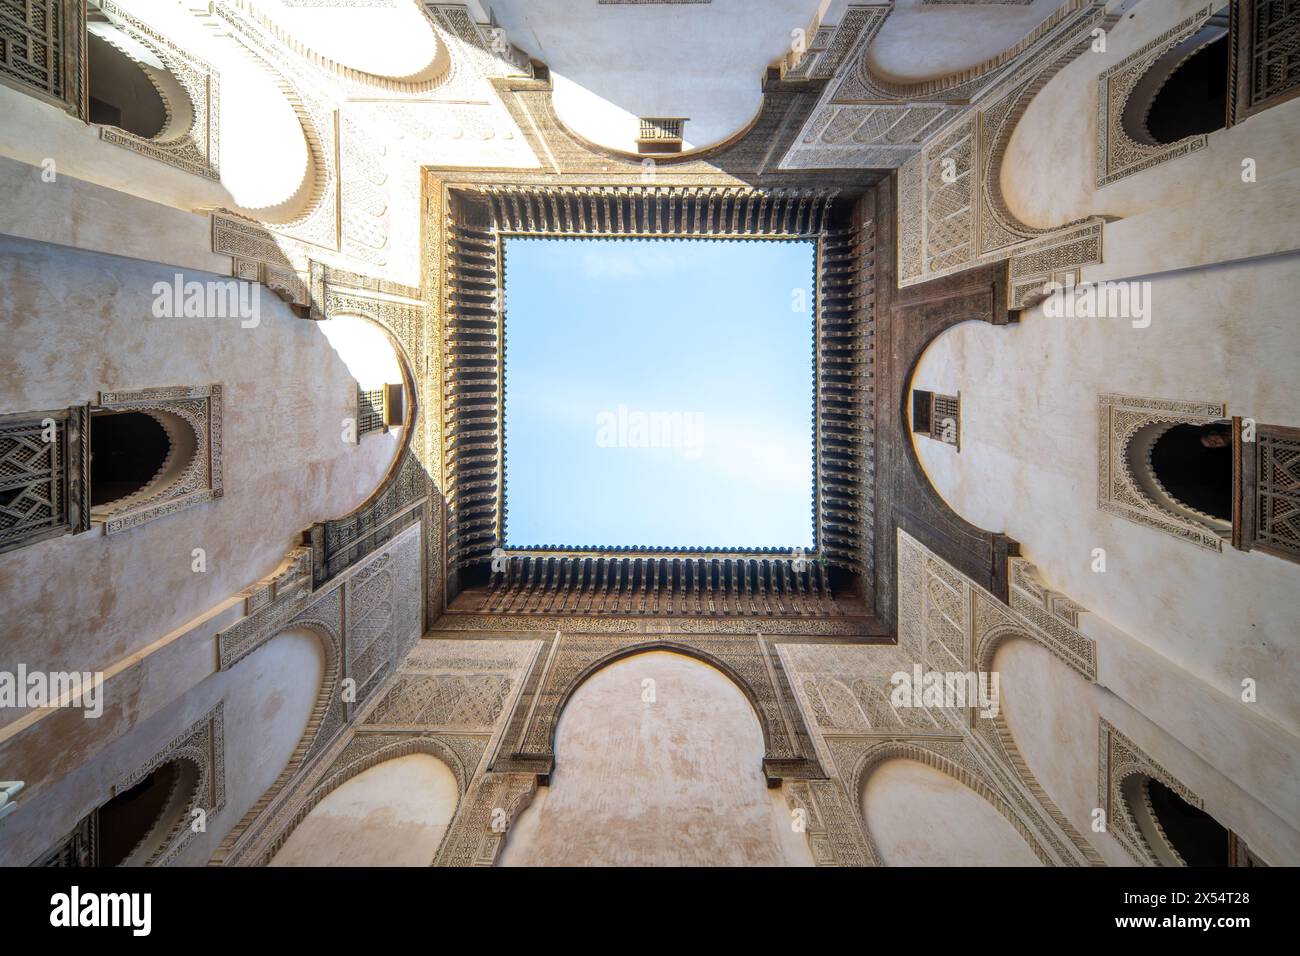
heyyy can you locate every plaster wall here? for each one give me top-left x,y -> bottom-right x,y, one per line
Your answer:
911,253 -> 1300,737
999,0 -> 1300,274
270,753 -> 459,867
0,155 -> 228,273
0,233 -> 402,699
499,651 -> 812,866
993,637 -> 1300,865
0,627 -> 323,866
860,757 -> 1041,866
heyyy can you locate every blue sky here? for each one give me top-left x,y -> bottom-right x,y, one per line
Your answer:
503,237 -> 815,549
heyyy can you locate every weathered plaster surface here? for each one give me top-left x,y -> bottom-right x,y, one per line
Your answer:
0,235 -> 400,699
861,757 -> 1042,866
500,651 -> 812,866
0,156 -> 228,274
271,753 -> 459,867
911,256 -> 1300,735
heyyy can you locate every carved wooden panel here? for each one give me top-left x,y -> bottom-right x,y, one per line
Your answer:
0,404 -> 90,554
1235,421 -> 1300,563
1228,0 -> 1300,126
94,384 -> 223,535
0,0 -> 85,118
439,184 -> 874,616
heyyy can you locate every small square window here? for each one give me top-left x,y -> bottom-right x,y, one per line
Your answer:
637,117 -> 686,154
912,388 -> 960,449
357,387 -> 387,437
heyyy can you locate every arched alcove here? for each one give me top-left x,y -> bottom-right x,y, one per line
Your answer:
210,628 -> 327,863
499,650 -> 809,866
86,30 -> 168,139
269,753 -> 459,867
217,61 -> 312,215
491,0 -> 802,153
1122,9 -> 1229,147
1127,420 -> 1233,531
315,314 -> 410,502
903,318 -> 1009,541
89,408 -> 196,512
988,636 -> 1119,863
97,758 -> 200,867
90,410 -> 168,507
1145,37 -> 1229,144
860,757 -> 1042,866
1122,774 -> 1232,866
318,315 -> 407,398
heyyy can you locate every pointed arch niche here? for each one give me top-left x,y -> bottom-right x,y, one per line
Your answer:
87,1 -> 221,180
269,753 -> 459,867
860,757 -> 1043,867
498,650 -> 812,867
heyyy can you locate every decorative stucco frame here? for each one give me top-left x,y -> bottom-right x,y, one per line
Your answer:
891,2 -> 1113,309
1097,392 -> 1228,551
94,383 -> 223,535
783,728 -> 1097,867
244,730 -> 490,867
839,734 -> 1063,865
1098,716 -> 1205,866
212,523 -> 428,865
489,631 -> 825,784
885,529 -> 1103,865
112,703 -> 225,867
898,528 -> 1098,684
213,625 -> 534,867
783,1 -> 1106,170
1095,4 -> 1220,188
91,0 -> 220,180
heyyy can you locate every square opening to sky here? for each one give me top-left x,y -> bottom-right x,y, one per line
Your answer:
502,236 -> 815,550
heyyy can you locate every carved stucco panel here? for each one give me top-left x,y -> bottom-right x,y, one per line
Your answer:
1095,5 -> 1217,188
1099,716 -> 1206,865
1097,393 -> 1228,551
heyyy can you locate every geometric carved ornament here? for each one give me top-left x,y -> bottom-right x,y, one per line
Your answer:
91,0 -> 221,180
1097,393 -> 1229,552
